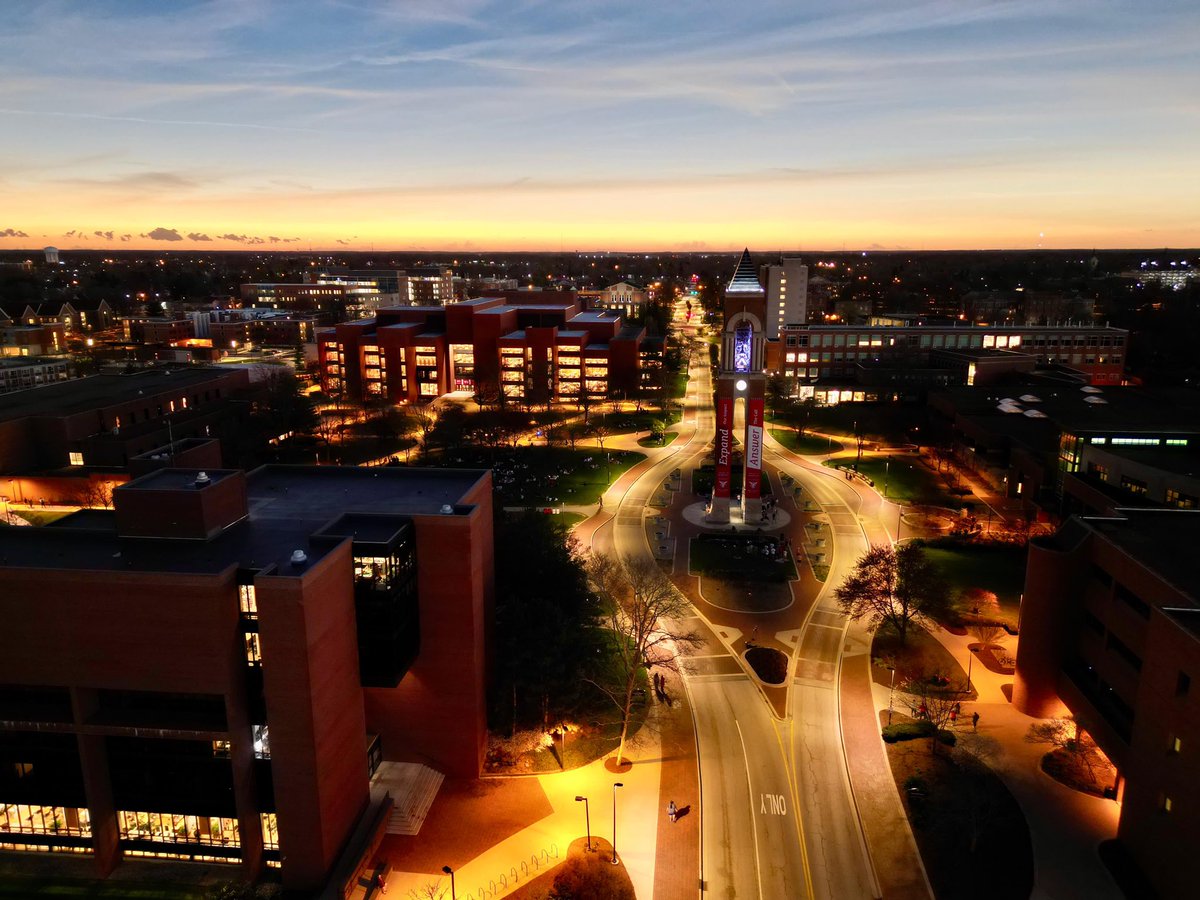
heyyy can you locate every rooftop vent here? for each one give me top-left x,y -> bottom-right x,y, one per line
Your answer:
290,549 -> 308,566
194,472 -> 210,486
440,504 -> 454,515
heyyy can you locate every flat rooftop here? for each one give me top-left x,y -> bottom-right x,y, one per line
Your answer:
0,368 -> 239,422
0,465 -> 488,577
935,383 -> 1200,436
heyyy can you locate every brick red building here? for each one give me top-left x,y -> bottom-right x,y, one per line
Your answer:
1014,510 -> 1200,899
317,294 -> 664,405
0,464 -> 494,894
0,367 -> 252,473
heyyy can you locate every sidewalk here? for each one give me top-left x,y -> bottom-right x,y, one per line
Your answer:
920,627 -> 1123,900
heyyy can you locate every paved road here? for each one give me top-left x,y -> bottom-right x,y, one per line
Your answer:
590,302 -> 878,899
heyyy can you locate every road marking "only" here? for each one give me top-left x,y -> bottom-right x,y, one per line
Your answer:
760,793 -> 788,815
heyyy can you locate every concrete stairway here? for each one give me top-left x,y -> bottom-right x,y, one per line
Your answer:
372,761 -> 444,836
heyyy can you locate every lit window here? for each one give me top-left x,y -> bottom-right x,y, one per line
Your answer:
239,584 -> 257,618
68,451 -> 84,466
1163,796 -> 1173,813
244,632 -> 262,666
253,724 -> 271,759
1171,736 -> 1182,754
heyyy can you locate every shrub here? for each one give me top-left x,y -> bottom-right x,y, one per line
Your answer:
746,646 -> 789,684
882,721 -> 935,743
548,853 -> 635,900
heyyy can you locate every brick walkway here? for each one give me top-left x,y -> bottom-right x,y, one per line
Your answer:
652,667 -> 701,899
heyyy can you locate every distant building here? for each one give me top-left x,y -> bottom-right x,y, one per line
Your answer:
239,283 -> 354,319
773,321 -> 1127,387
1014,509 -> 1200,900
0,463 -> 495,894
594,282 -> 649,318
317,294 -> 663,405
763,259 -> 808,339
0,367 -> 253,472
0,323 -> 66,357
0,356 -> 72,394
122,316 -> 193,345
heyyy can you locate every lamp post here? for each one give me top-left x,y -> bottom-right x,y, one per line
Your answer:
442,865 -> 455,899
610,782 -> 624,865
883,457 -> 890,499
966,650 -> 974,695
887,666 -> 896,726
575,795 -> 592,851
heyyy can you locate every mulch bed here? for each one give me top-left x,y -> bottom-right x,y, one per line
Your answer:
1040,749 -> 1114,798
972,642 -> 1016,676
507,836 -> 634,900
746,646 -> 789,684
871,626 -> 978,702
880,714 -> 1034,900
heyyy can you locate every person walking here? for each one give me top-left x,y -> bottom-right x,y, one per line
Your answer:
667,800 -> 677,823
972,711 -> 980,732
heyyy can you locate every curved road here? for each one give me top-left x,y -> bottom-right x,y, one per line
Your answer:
586,304 -> 883,899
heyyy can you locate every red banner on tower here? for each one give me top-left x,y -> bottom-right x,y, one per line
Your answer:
714,395 -> 733,499
744,396 -> 764,500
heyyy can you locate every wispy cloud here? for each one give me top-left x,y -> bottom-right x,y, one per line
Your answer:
1,228 -> 29,238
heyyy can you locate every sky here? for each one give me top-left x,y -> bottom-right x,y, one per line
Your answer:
1,0 -> 1198,252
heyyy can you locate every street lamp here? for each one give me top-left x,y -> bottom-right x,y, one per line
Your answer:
611,782 -> 624,865
575,795 -> 592,851
883,457 -> 890,499
887,666 -> 896,726
442,865 -> 455,899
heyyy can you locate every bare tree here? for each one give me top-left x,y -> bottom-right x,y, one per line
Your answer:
586,553 -> 701,766
407,879 -> 447,900
899,674 -> 960,756
834,544 -> 949,645
1026,715 -> 1107,784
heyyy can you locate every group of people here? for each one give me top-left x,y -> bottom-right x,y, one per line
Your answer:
652,671 -> 670,703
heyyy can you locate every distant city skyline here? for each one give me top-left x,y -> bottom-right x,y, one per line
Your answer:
2,0 -> 1198,251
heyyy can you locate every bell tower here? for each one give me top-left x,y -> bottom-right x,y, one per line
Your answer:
710,249 -> 767,525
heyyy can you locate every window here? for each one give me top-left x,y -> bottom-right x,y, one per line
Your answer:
0,805 -> 91,837
1088,463 -> 1109,482
1162,796 -> 1173,813
1115,583 -> 1150,620
1178,671 -> 1191,696
252,724 -> 270,759
238,584 -> 257,619
1119,476 -> 1147,496
1170,735 -> 1182,754
244,632 -> 262,666
119,810 -> 238,848
261,814 -> 279,850
1106,633 -> 1143,672
68,451 -> 83,466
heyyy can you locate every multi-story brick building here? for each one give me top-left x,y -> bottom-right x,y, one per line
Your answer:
317,295 -> 664,405
0,463 -> 494,894
0,367 -> 253,472
771,321 -> 1128,387
0,356 -> 72,395
1014,509 -> 1200,900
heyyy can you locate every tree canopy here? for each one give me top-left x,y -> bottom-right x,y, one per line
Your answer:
490,510 -> 604,734
834,543 -> 949,644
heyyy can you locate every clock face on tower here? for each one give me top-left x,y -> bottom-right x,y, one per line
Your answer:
733,322 -> 752,373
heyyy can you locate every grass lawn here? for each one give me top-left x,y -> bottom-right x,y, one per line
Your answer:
557,511 -> 587,530
689,534 -> 798,583
667,369 -> 689,399
432,446 -> 644,505
824,456 -> 961,507
637,431 -> 678,448
883,723 -> 1034,900
769,427 -> 842,455
592,407 -> 678,435
691,466 -> 773,497
923,543 -> 1027,627
8,509 -> 74,527
872,625 -> 977,700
